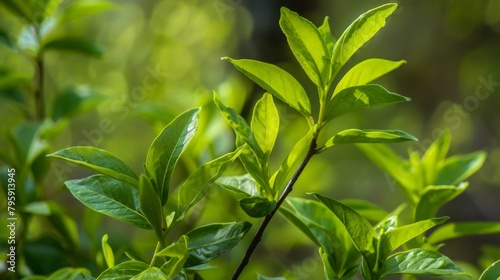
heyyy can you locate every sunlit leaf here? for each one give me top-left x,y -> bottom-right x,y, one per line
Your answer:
279,7 -> 329,88
217,174 -> 259,199
145,108 -> 199,205
334,59 -> 405,95
131,267 -> 168,280
48,146 -> 139,187
97,260 -> 149,280
414,183 -> 468,221
429,222 -> 500,244
222,58 -> 311,117
435,151 -> 487,185
318,17 -> 336,55
479,259 -> 500,280
157,235 -> 189,257
331,3 -> 398,73
185,222 -> 251,267
325,84 -> 410,121
321,129 -> 417,151
239,196 -> 276,218
44,267 -> 94,280
251,93 -> 279,157
41,37 -> 104,58
422,129 -> 451,185
101,234 -> 114,268
65,175 -> 150,229
51,85 -> 107,121
380,249 -> 467,278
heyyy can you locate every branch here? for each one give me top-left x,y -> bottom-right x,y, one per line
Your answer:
231,136 -> 317,280
34,55 -> 45,120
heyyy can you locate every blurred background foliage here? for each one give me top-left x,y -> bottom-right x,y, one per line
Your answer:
0,0 -> 499,279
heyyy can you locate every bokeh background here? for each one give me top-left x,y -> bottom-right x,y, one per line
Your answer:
1,0 -> 499,279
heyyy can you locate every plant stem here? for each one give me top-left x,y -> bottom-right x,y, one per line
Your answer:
230,136 -> 318,280
34,55 -> 45,120
150,242 -> 162,266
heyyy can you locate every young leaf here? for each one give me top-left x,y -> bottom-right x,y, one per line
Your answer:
214,94 -> 262,158
479,259 -> 500,280
318,17 -> 336,55
101,234 -> 114,268
145,108 -> 199,205
184,222 -> 251,267
429,222 -> 500,244
41,37 -> 104,58
421,129 -> 451,185
48,146 -> 139,187
157,235 -> 189,257
97,260 -> 149,280
139,175 -> 165,244
379,217 -> 448,260
217,174 -> 259,199
331,3 -> 398,73
313,193 -> 377,267
340,199 -> 389,223
43,267 -> 94,280
334,59 -> 405,95
51,86 -> 107,121
279,7 -> 329,88
176,147 -> 243,221
324,84 -> 410,121
414,183 -> 468,221
131,267 -> 168,280
435,151 -> 487,185
239,196 -> 276,218
380,249 -> 467,278
251,93 -> 279,157
222,58 -> 311,117
65,175 -> 150,229
321,129 -> 417,151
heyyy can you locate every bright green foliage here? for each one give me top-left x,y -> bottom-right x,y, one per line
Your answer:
251,93 -> 279,158
321,129 -> 417,151
101,234 -> 114,269
479,259 -> 500,280
429,222 -> 500,244
97,261 -> 150,280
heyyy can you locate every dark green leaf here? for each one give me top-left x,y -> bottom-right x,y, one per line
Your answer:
65,175 -> 150,229
0,29 -> 15,49
48,146 -> 139,187
314,193 -> 377,267
380,249 -> 467,278
251,93 -> 279,157
217,174 -> 259,199
222,58 -> 311,117
239,196 -> 276,218
325,84 -> 410,121
97,260 -> 149,280
185,222 -> 251,267
321,129 -> 417,150
334,59 -> 405,95
145,107 -> 199,205
435,151 -> 487,185
11,122 -> 49,167
340,199 -> 389,223
41,37 -> 104,58
331,3 -> 398,73
479,259 -> 500,280
279,7 -> 329,88
429,222 -> 500,244
414,183 -> 468,221
176,147 -> 243,221
139,175 -> 165,243
0,0 -> 31,21
51,85 -> 107,121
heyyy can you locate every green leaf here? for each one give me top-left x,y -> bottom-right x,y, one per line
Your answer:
334,59 -> 405,95
139,174 -> 165,243
479,259 -> 500,280
185,222 -> 251,267
65,175 -> 150,229
340,199 -> 389,223
41,37 -> 104,58
157,235 -> 189,257
421,129 -> 451,185
414,183 -> 468,221
313,193 -> 377,267
271,127 -> 314,190
0,29 -> 15,49
239,196 -> 276,218
217,174 -> 259,199
145,108 -> 199,205
321,129 -> 417,150
279,7 -> 329,88
222,58 -> 311,117
214,94 -> 262,158
58,0 -> 114,24
356,144 -> 417,205
331,3 -> 398,73
48,146 -> 139,187
325,84 -> 410,121
380,249 -> 467,278
257,274 -> 286,280
176,147 -> 243,221
251,93 -> 279,157
51,85 -> 107,121
101,234 -> 114,268
429,222 -> 500,244
97,260 -> 149,280
0,0 -> 31,22
435,151 -> 487,185
30,0 -> 63,23
44,267 -> 94,280
235,143 -> 269,194
131,267 -> 168,280
318,17 -> 336,55
379,217 -> 448,260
